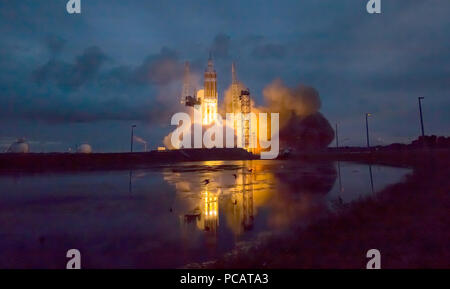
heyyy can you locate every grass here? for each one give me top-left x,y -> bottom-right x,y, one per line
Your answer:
206,151 -> 450,268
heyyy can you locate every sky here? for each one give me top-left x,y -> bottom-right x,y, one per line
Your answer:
0,0 -> 449,152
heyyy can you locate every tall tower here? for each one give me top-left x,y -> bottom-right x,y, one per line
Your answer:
202,54 -> 218,124
240,89 -> 251,148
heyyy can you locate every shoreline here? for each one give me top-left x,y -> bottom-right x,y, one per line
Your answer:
1,148 -> 448,173
0,148 -> 256,173
201,149 -> 450,268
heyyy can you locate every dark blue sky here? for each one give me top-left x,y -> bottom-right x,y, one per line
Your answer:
0,0 -> 449,152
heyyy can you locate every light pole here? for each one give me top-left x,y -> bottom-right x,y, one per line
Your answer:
365,113 -> 372,149
418,97 -> 425,137
130,124 -> 136,152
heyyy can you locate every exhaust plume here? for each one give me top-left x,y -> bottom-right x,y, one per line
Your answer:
133,135 -> 148,151
259,79 -> 334,150
164,77 -> 334,151
221,78 -> 334,150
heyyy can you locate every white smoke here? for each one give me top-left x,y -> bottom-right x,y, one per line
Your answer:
133,135 -> 148,151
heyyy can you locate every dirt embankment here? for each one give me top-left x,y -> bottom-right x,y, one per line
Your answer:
207,149 -> 450,268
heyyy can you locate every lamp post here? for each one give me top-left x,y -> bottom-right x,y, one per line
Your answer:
365,113 -> 372,149
130,124 -> 136,152
418,97 -> 425,137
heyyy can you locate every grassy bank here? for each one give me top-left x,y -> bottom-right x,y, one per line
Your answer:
204,149 -> 450,268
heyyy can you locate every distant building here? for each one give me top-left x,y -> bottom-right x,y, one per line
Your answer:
7,138 -> 29,153
77,144 -> 92,154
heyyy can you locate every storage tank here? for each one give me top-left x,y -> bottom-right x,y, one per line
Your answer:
77,144 -> 92,154
8,138 -> 30,153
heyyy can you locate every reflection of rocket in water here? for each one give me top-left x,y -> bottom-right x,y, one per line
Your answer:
182,189 -> 219,234
129,170 -> 132,194
199,190 -> 219,232
242,188 -> 254,231
164,160 -> 273,239
241,167 -> 254,231
229,163 -> 255,234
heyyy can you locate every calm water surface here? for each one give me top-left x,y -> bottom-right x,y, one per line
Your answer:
0,160 -> 410,268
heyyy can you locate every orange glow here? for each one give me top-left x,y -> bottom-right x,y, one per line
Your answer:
202,99 -> 218,125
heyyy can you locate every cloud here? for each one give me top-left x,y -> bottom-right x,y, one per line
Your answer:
1,42 -> 188,124
19,98 -> 171,124
0,0 -> 449,148
251,43 -> 286,59
210,33 -> 231,59
133,47 -> 183,85
241,34 -> 265,47
45,35 -> 66,56
32,46 -> 108,90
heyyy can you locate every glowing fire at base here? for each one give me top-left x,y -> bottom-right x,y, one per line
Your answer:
202,99 -> 218,125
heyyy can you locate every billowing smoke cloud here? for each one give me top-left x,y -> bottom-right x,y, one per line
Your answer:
220,78 -> 323,128
279,111 -> 334,150
261,79 -> 321,127
219,82 -> 249,116
163,133 -> 174,150
165,78 -> 334,151
218,78 -> 334,151
259,79 -> 334,150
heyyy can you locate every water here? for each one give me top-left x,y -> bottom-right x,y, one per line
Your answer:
0,160 -> 410,268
